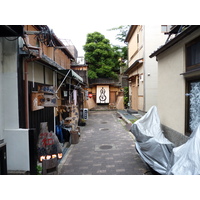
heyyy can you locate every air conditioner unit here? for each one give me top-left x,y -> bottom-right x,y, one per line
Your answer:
83,108 -> 88,120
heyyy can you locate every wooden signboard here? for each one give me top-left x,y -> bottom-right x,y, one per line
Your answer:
40,94 -> 57,107
31,92 -> 44,111
96,85 -> 109,104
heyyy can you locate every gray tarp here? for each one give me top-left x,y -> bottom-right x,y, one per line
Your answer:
131,106 -> 200,175
167,123 -> 200,175
130,106 -> 174,175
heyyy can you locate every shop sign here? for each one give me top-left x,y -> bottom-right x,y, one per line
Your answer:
40,94 -> 57,107
37,122 -> 62,162
31,92 -> 44,111
38,85 -> 56,94
32,93 -> 57,110
96,85 -> 109,104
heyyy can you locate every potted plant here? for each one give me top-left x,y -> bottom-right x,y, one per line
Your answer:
78,118 -> 86,126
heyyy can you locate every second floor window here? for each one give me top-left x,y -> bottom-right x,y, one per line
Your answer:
186,36 -> 200,72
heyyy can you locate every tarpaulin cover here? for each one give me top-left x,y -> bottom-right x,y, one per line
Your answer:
167,123 -> 200,175
131,106 -> 200,175
130,106 -> 174,174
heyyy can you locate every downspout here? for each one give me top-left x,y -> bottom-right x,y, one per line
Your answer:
23,34 -> 42,128
24,59 -> 29,129
142,25 -> 146,112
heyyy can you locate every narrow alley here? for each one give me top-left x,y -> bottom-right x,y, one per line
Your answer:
58,110 -> 152,175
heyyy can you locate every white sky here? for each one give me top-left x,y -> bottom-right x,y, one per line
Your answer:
48,23 -> 126,57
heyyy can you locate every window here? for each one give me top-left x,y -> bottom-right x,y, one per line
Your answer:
186,80 -> 200,134
185,37 -> 200,135
186,36 -> 200,72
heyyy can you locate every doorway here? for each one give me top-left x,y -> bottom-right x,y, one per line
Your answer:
131,76 -> 138,110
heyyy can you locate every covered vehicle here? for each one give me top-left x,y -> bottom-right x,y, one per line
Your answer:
167,123 -> 200,175
130,106 -> 174,175
131,106 -> 200,175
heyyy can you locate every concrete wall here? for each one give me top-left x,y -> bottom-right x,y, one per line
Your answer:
128,26 -> 144,66
144,25 -> 167,111
115,96 -> 124,110
127,25 -> 167,112
85,97 -> 96,109
128,27 -> 144,111
0,38 -> 30,171
4,129 -> 29,171
157,44 -> 186,134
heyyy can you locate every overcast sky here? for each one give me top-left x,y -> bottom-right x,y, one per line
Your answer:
48,23 -> 126,57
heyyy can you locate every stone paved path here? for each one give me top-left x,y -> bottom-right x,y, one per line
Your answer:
58,111 -> 152,175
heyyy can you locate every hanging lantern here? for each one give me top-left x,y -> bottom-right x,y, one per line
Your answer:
88,93 -> 93,98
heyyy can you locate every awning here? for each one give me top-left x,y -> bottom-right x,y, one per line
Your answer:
124,58 -> 143,75
56,69 -> 83,93
180,68 -> 200,78
128,74 -> 139,81
59,69 -> 83,83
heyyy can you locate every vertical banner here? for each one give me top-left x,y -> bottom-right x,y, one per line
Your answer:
73,90 -> 77,105
96,85 -> 109,104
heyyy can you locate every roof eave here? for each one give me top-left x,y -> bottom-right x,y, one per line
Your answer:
124,25 -> 138,42
149,25 -> 200,58
124,58 -> 143,75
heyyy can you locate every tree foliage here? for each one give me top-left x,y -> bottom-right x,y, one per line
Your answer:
108,25 -> 130,73
83,32 -> 120,79
108,25 -> 130,42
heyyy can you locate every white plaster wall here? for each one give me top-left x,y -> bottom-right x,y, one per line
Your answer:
4,129 -> 30,171
144,25 -> 167,111
157,29 -> 200,134
128,26 -> 144,66
2,39 -> 19,129
157,43 -> 186,134
1,38 -> 30,171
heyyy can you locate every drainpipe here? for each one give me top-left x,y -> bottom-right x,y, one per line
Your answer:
23,34 -> 42,128
24,59 -> 29,129
142,25 -> 146,112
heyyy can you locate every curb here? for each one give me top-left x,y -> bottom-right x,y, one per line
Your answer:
58,125 -> 85,174
117,111 -> 132,124
58,144 -> 75,174
117,111 -> 136,141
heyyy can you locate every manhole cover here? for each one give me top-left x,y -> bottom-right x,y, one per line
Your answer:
99,145 -> 113,150
99,128 -> 109,131
101,121 -> 107,124
95,144 -> 116,151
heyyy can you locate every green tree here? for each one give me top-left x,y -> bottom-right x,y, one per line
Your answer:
108,25 -> 130,73
83,32 -> 119,79
108,25 -> 130,42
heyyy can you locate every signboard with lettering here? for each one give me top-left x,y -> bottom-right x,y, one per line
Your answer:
32,92 -> 57,110
31,92 -> 44,111
38,85 -> 56,94
40,94 -> 57,107
96,85 -> 109,104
